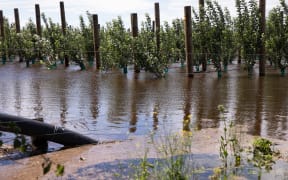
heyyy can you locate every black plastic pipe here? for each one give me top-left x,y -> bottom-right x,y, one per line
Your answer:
0,113 -> 98,147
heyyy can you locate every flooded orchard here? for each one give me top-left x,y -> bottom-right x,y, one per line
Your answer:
1,63 -> 288,179
0,63 -> 288,142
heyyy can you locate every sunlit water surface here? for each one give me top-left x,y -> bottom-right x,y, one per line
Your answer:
0,63 -> 288,143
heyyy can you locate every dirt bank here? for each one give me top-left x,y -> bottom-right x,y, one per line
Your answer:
0,127 -> 287,180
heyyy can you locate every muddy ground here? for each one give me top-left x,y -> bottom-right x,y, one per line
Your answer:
0,127 -> 288,180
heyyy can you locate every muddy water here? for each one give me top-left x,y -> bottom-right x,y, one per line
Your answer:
0,63 -> 288,143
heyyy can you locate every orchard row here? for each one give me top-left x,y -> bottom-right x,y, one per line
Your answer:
0,0 -> 287,77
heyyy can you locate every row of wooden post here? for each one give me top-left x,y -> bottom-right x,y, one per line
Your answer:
0,11 -> 4,39
184,0 -> 266,77
259,0 -> 266,76
0,1 -> 266,77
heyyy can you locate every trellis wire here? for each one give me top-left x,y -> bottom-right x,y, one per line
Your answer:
0,48 -> 270,59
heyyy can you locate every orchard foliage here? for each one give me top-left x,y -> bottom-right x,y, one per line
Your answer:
266,0 -> 288,74
0,0 -> 288,76
235,0 -> 260,75
100,16 -> 132,71
192,0 -> 236,72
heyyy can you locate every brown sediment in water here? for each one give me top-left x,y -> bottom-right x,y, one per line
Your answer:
0,127 -> 287,180
1,64 -> 288,179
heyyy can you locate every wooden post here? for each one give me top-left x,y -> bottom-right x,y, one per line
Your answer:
0,10 -> 4,38
131,13 -> 140,73
14,8 -> 20,33
14,8 -> 23,62
154,3 -> 160,52
184,6 -> 193,77
60,1 -> 69,67
0,10 -> 6,64
35,4 -> 41,36
199,0 -> 206,72
131,13 -> 138,39
92,14 -> 100,69
60,1 -> 66,35
259,0 -> 266,76
34,4 -> 42,64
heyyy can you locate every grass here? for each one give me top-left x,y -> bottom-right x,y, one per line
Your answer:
118,105 -> 284,180
132,132 -> 195,180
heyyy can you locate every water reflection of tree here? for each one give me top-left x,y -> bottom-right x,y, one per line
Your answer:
263,76 -> 288,139
129,76 -> 158,133
129,107 -> 137,133
254,77 -> 264,136
0,79 -> 8,111
32,81 -> 43,119
59,78 -> 67,125
107,74 -> 129,125
183,78 -> 192,132
89,74 -> 99,120
152,103 -> 159,131
234,74 -> 258,133
194,75 -> 228,130
14,80 -> 22,116
129,78 -> 137,133
250,76 -> 288,138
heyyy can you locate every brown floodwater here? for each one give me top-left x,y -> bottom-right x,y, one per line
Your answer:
0,63 -> 288,144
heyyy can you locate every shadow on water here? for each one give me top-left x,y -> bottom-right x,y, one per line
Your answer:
67,154 -> 220,180
66,153 -> 288,180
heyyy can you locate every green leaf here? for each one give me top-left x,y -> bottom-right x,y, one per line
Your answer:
19,145 -> 27,153
13,138 -> 21,148
55,164 -> 65,176
224,151 -> 228,158
42,159 -> 52,175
